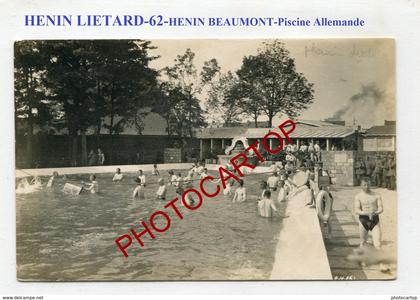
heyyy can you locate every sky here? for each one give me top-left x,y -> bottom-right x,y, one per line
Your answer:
147,39 -> 395,128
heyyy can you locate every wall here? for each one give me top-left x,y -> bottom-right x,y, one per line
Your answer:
363,136 -> 395,151
321,151 -> 356,186
163,148 -> 183,163
321,150 -> 397,187
15,134 -> 200,168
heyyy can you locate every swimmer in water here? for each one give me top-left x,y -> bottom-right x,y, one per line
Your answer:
223,179 -> 234,197
176,172 -> 183,187
30,176 -> 43,189
282,173 -> 292,196
183,174 -> 193,189
277,180 -> 287,203
269,161 -> 277,173
176,186 -> 195,207
196,163 -> 204,175
137,170 -> 146,187
152,164 -> 160,176
259,180 -> 269,199
132,177 -> 144,199
232,179 -> 246,203
200,168 -> 209,179
267,172 -> 279,191
16,176 -> 44,194
258,190 -> 289,218
155,178 -> 167,200
168,170 -> 179,187
188,165 -> 196,178
16,177 -> 30,193
46,171 -> 59,188
225,162 -> 234,172
83,175 -> 99,194
276,161 -> 284,173
258,190 -> 279,218
17,178 -> 29,189
112,168 -> 123,182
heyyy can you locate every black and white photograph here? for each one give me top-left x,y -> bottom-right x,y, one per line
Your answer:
14,38 -> 396,281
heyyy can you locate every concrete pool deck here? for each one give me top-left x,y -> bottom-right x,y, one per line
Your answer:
15,163 -> 273,178
15,163 -> 194,178
325,187 -> 397,280
16,163 -> 332,280
270,190 -> 332,280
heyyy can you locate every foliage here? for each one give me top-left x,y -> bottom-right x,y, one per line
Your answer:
156,48 -> 217,138
14,40 -> 316,167
15,40 -> 160,165
14,41 -> 54,133
39,40 -> 159,136
235,40 -> 314,127
205,70 -> 244,127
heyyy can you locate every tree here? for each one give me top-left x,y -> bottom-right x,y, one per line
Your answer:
236,40 -> 314,127
14,40 -> 160,167
88,40 -> 159,163
88,41 -> 158,134
41,41 -> 99,166
39,40 -> 159,165
15,41 -> 54,167
160,48 -> 216,138
151,83 -> 178,137
205,70 -> 244,127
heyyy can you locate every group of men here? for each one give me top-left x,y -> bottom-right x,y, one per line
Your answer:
354,154 -> 396,189
281,140 -> 322,163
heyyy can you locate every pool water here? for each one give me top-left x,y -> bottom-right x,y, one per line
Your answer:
16,170 -> 286,281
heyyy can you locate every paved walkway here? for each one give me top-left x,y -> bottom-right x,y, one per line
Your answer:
324,202 -> 368,279
325,187 -> 397,280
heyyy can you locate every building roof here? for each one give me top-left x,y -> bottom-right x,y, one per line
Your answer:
196,120 -> 355,139
364,125 -> 396,137
284,125 -> 355,138
297,120 -> 346,127
195,127 -> 247,139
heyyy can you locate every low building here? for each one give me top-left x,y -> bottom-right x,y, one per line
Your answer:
195,120 -> 357,159
362,121 -> 396,152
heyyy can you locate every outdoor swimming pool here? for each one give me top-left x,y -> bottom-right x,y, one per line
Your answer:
16,169 -> 286,281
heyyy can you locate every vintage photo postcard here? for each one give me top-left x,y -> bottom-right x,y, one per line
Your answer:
15,38 -> 396,281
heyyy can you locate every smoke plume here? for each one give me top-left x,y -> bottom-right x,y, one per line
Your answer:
326,83 -> 394,128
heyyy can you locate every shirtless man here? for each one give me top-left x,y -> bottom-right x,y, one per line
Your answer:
354,178 -> 383,249
112,168 -> 123,182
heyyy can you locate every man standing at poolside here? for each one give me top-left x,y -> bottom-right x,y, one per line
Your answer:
354,178 -> 383,249
314,140 -> 321,161
372,156 -> 383,187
